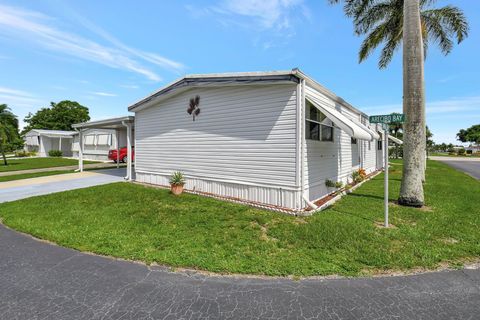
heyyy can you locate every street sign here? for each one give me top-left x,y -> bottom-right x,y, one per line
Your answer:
368,113 -> 405,228
369,113 -> 405,124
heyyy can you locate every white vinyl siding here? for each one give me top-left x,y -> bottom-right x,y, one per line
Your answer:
135,84 -> 300,209
303,85 -> 380,202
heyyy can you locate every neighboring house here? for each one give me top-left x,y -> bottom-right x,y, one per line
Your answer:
23,127 -> 130,161
72,128 -> 129,161
24,129 -> 76,157
465,144 -> 480,153
128,69 -> 386,212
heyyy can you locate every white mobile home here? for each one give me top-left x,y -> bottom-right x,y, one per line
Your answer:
24,129 -> 76,157
129,69 -> 385,212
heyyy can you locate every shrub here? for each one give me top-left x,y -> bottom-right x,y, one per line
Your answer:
48,150 -> 63,157
14,151 -> 36,157
466,150 -> 473,155
326,179 -> 344,189
457,148 -> 466,156
169,171 -> 185,186
358,168 -> 367,178
352,169 -> 366,184
325,179 -> 336,188
14,150 -> 28,157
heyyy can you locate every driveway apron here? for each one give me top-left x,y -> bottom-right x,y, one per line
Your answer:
0,168 -> 125,203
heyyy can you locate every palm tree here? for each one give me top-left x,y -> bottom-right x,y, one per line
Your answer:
0,104 -> 20,166
329,0 -> 468,207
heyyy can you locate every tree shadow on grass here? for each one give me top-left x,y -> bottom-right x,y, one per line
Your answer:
348,193 -> 393,202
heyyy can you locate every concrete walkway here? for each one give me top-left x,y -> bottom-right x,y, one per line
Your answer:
0,224 -> 478,320
0,162 -> 124,177
430,156 -> 480,179
0,168 -> 126,203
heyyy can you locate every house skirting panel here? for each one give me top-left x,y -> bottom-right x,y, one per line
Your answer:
135,171 -> 301,210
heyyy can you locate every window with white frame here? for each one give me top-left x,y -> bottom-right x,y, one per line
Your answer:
84,135 -> 96,145
305,101 -> 334,142
96,134 -> 112,146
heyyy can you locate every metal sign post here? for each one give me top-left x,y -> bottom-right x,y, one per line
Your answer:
369,113 -> 405,228
383,124 -> 389,228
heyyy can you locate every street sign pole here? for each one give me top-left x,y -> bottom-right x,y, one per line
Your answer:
370,114 -> 405,228
383,125 -> 389,228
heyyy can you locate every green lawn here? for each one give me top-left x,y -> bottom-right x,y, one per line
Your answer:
0,160 -> 479,277
0,157 -> 97,172
0,170 -> 73,182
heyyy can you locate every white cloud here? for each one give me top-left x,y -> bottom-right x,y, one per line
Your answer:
187,0 -> 309,49
362,96 -> 480,116
220,0 -> 307,30
120,84 -> 139,89
0,87 -> 42,109
0,4 -> 185,81
69,13 -> 185,74
0,86 -> 46,129
92,91 -> 117,97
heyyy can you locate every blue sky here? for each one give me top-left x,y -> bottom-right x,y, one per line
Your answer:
0,0 -> 478,144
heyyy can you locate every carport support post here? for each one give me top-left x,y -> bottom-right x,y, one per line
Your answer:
383,126 -> 389,228
79,130 -> 84,172
115,129 -> 120,169
123,121 -> 132,181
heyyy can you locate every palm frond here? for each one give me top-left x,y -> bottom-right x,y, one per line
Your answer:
354,1 -> 403,35
422,6 -> 468,46
359,19 -> 396,64
378,27 -> 402,69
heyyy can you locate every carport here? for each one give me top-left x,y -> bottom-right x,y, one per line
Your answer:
73,116 -> 135,180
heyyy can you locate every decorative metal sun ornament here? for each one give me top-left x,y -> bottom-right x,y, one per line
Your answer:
187,95 -> 201,121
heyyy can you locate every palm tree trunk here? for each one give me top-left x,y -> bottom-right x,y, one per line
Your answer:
398,0 -> 425,207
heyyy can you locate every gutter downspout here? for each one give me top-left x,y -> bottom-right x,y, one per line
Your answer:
299,78 -> 318,210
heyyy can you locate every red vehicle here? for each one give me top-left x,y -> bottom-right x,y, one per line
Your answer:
108,146 -> 135,163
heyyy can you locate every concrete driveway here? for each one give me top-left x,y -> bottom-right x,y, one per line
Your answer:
430,156 -> 480,179
0,224 -> 479,320
0,168 -> 127,203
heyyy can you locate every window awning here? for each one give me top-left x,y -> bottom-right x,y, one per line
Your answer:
388,135 -> 403,145
356,122 -> 380,140
306,95 -> 373,141
379,131 -> 403,145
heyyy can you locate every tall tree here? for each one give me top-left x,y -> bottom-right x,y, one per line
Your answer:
457,124 -> 480,144
0,104 -> 20,165
22,100 -> 90,134
329,0 -> 468,207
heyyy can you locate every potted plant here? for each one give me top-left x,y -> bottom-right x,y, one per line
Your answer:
169,171 -> 185,195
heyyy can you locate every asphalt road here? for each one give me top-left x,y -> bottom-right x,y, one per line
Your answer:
430,156 -> 480,179
1,224 -> 479,320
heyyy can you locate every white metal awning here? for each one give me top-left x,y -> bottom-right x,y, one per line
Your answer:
305,95 -> 373,141
379,131 -> 404,144
388,135 -> 403,144
356,122 -> 380,140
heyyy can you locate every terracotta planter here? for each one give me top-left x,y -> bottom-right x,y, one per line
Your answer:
170,184 -> 184,195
